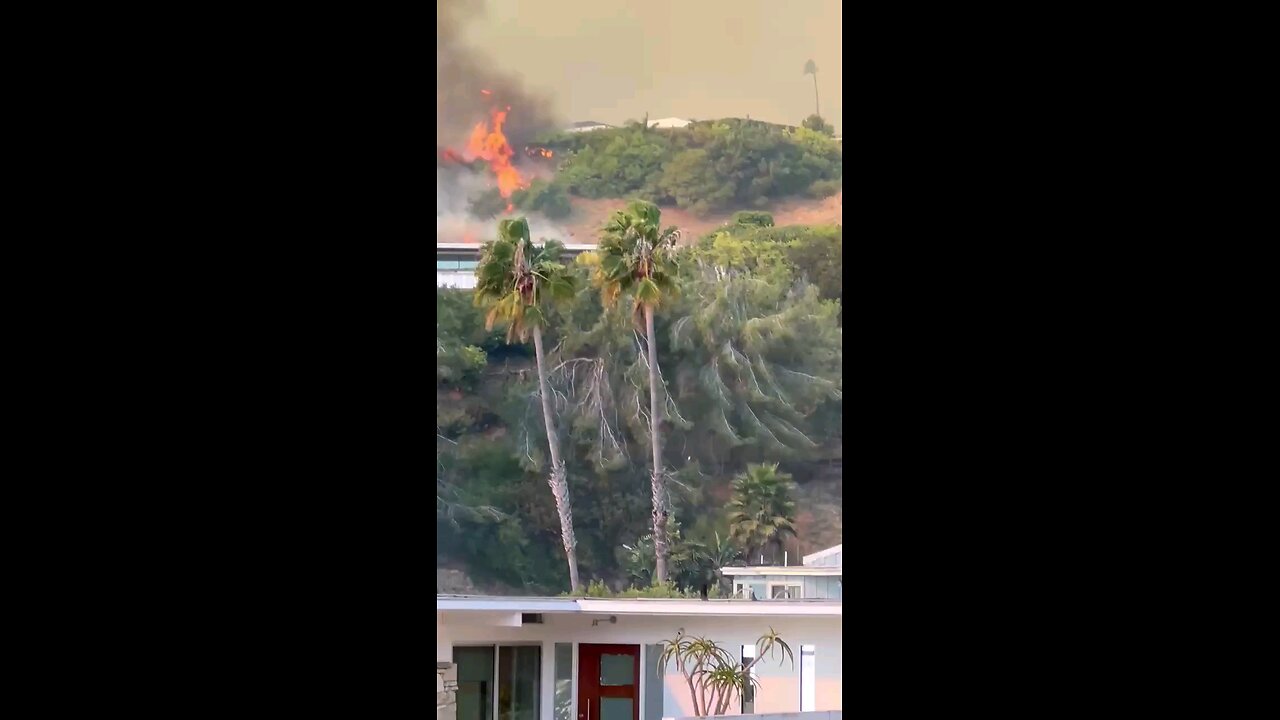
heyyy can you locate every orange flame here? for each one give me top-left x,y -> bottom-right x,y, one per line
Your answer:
467,108 -> 527,203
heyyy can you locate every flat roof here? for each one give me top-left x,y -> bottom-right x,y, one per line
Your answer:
436,243 -> 598,251
720,566 -> 842,577
436,594 -> 840,616
802,544 -> 842,565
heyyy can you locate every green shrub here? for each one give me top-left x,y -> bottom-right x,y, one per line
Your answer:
468,189 -> 507,219
807,179 -> 841,199
552,119 -> 841,214
802,114 -> 836,136
733,211 -> 775,228
511,178 -> 572,219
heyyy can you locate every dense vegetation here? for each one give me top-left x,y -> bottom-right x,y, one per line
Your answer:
466,117 -> 842,221
437,211 -> 842,594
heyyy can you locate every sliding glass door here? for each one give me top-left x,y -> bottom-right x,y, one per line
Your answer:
456,645 -> 542,720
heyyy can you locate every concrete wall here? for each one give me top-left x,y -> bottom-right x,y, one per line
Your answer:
441,611 -> 842,720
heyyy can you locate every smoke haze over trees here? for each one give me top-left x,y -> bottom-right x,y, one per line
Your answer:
436,0 -> 560,150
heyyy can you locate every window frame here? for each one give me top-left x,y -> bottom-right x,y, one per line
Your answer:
799,644 -> 816,711
766,581 -> 803,599
454,643 -> 543,720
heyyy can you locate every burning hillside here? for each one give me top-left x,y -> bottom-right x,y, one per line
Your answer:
437,0 -> 564,243
464,106 -> 524,212
437,83 -> 567,243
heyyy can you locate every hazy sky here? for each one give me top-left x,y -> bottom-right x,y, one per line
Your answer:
460,0 -> 842,134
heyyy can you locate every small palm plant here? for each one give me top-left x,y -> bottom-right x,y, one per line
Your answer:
474,217 -> 582,592
727,463 -> 799,564
658,628 -> 794,717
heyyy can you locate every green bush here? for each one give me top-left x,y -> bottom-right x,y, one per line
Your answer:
807,179 -> 841,199
550,119 -> 841,215
802,114 -> 836,136
565,580 -> 697,598
733,211 -> 775,228
511,178 -> 572,219
468,189 -> 507,219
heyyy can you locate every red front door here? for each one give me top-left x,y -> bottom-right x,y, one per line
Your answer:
578,644 -> 640,720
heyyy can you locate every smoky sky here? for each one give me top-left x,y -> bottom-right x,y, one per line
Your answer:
439,0 -> 842,143
437,0 -> 560,150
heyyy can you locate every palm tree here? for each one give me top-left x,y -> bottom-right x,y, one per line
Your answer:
803,59 -> 820,117
474,217 -> 582,592
727,463 -> 798,563
590,200 -> 681,582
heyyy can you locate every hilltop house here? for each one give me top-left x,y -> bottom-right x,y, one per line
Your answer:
647,117 -> 693,129
720,544 -> 843,601
436,594 -> 842,720
566,121 -> 615,133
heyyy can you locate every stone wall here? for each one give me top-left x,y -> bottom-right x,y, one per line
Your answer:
436,663 -> 457,720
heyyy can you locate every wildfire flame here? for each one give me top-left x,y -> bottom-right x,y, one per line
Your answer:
466,106 -> 525,212
524,146 -> 554,159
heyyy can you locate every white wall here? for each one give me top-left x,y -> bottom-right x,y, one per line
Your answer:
442,611 -> 842,720
438,271 -> 477,289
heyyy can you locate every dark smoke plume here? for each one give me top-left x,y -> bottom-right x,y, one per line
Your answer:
437,0 -> 559,152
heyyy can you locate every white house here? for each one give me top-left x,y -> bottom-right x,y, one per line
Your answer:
566,121 -> 616,133
436,594 -> 842,720
720,545 -> 843,601
647,117 -> 693,129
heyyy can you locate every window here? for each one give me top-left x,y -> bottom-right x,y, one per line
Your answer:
456,647 -> 494,720
799,645 -> 815,711
498,646 -> 540,720
456,645 -> 541,720
555,644 -> 572,720
436,260 -> 480,270
768,582 -> 803,599
741,644 -> 757,714
733,582 -> 765,599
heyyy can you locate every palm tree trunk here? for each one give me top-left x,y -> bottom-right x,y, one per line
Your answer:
644,303 -> 669,584
812,73 -> 820,117
533,325 -> 581,593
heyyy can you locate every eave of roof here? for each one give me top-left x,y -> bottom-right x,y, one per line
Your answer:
436,595 -> 841,616
719,566 -> 842,577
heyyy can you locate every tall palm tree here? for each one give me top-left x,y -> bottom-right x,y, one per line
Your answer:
474,217 -> 582,592
726,463 -> 798,563
803,59 -> 820,117
590,200 -> 681,583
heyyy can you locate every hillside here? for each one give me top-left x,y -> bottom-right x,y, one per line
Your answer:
437,117 -> 842,596
437,213 -> 842,596
559,191 -> 842,244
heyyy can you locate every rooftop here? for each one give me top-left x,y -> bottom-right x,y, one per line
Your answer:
648,117 -> 693,129
719,566 -> 842,577
436,594 -> 841,616
803,543 -> 843,565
